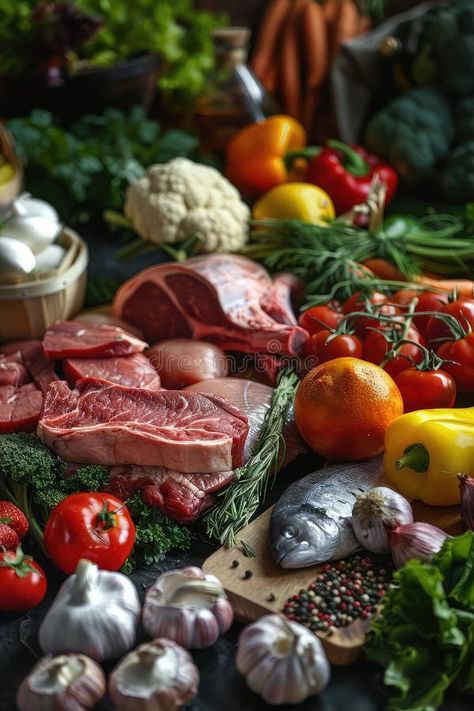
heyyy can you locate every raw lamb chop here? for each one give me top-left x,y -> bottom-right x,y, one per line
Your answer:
1,339 -> 58,393
38,378 -> 249,472
42,320 -> 147,360
113,254 -> 308,355
260,273 -> 302,326
64,353 -> 161,390
106,378 -> 305,522
0,383 -> 43,433
0,352 -> 30,388
107,467 -> 234,523
146,339 -> 228,389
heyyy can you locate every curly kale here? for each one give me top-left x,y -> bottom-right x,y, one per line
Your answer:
365,88 -> 454,181
122,494 -> 191,574
441,142 -> 474,202
412,0 -> 474,96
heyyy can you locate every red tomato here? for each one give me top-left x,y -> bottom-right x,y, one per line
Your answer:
298,303 -> 342,335
437,333 -> 474,392
305,330 -> 363,367
0,548 -> 47,612
425,298 -> 474,344
44,493 -> 136,574
342,291 -> 387,315
363,325 -> 424,378
394,368 -> 456,412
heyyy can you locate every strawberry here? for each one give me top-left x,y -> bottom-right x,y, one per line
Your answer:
0,522 -> 20,550
0,501 -> 29,539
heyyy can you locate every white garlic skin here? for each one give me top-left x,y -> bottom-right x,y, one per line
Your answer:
390,522 -> 449,569
16,653 -> 106,711
35,244 -> 66,272
236,614 -> 330,705
4,215 -> 60,252
351,486 -> 414,554
39,559 -> 141,662
142,566 -> 234,649
109,638 -> 199,711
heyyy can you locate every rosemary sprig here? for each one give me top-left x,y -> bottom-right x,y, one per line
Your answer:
205,370 -> 299,548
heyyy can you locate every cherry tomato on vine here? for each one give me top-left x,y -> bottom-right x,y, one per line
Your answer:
394,368 -> 456,412
342,291 -> 401,336
342,291 -> 387,315
305,329 -> 363,366
437,333 -> 474,392
298,303 -> 342,335
393,289 -> 450,336
44,493 -> 136,574
0,547 -> 47,612
363,325 -> 424,378
425,297 -> 474,344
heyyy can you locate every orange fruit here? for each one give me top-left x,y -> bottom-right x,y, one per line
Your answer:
294,357 -> 404,461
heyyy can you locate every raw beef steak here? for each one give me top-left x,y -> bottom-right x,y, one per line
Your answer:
42,320 -> 147,360
107,466 -> 234,523
0,352 -> 30,388
64,353 -> 161,390
260,273 -> 302,326
1,340 -> 58,393
38,378 -> 249,472
113,255 -> 308,355
0,383 -> 43,433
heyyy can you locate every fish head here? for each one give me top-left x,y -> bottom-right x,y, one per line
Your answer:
270,505 -> 352,569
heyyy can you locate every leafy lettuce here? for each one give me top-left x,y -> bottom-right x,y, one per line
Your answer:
366,532 -> 474,711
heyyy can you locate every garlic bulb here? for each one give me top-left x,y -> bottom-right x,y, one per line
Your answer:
4,215 -> 60,252
39,559 -> 141,661
12,196 -> 60,224
142,566 -> 233,649
109,638 -> 199,711
390,522 -> 449,569
16,653 -> 106,711
351,487 -> 413,554
236,614 -> 330,705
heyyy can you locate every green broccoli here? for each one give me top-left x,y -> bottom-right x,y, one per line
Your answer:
61,464 -> 109,494
365,88 -> 454,181
441,142 -> 474,202
412,0 -> 474,96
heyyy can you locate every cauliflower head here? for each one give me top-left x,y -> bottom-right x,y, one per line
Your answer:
124,157 -> 250,253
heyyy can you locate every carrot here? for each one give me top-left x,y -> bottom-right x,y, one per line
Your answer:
260,62 -> 278,95
331,0 -> 360,58
361,258 -> 406,282
414,274 -> 474,298
357,15 -> 373,35
250,0 -> 291,82
322,0 -> 340,25
299,1 -> 328,131
279,0 -> 309,120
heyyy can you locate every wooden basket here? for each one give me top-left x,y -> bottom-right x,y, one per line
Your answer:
0,123 -> 23,209
0,227 -> 89,341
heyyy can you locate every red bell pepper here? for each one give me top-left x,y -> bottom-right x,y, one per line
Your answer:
305,140 -> 398,215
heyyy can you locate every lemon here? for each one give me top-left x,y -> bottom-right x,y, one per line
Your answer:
0,162 -> 15,187
252,182 -> 335,224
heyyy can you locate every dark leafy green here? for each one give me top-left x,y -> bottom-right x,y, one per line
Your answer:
7,107 -> 200,225
366,532 -> 474,711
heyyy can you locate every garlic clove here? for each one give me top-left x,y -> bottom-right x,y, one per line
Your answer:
0,236 -> 36,279
13,196 -> 60,223
142,566 -> 233,649
390,522 -> 449,568
35,244 -> 66,272
16,653 -> 106,711
4,215 -> 61,253
109,638 -> 199,711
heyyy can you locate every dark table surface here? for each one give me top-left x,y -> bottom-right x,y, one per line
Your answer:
0,229 -> 472,710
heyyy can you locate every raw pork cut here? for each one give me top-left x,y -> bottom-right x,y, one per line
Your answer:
107,467 -> 234,523
0,383 -> 43,433
260,273 -> 303,326
42,320 -> 147,360
64,353 -> 161,390
146,339 -> 228,389
1,340 -> 58,393
38,378 -> 249,472
0,352 -> 29,388
113,255 -> 308,355
185,378 -> 305,464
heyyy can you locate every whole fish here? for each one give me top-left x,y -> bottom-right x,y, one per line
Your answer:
270,457 -> 383,569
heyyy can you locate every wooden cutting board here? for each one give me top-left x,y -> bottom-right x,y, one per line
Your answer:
203,474 -> 463,665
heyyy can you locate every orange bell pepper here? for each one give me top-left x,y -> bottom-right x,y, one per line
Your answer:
225,115 -> 306,196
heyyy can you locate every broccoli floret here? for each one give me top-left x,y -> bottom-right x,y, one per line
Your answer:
61,464 -> 109,493
365,89 -> 454,181
441,142 -> 474,202
413,0 -> 474,96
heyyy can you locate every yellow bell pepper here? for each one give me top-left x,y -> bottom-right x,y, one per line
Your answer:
384,407 -> 474,506
252,183 -> 335,225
